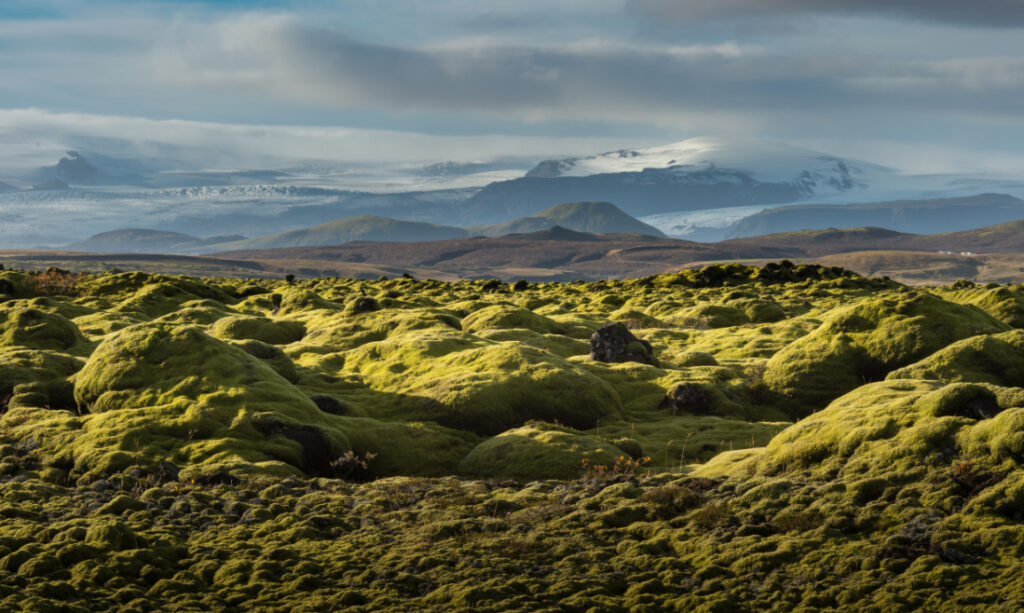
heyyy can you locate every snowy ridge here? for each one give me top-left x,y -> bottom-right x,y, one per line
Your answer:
527,136 -> 890,198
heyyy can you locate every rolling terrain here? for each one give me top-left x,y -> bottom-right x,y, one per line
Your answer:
209,220 -> 1024,283
207,217 -> 471,251
1,263 -> 1024,609
723,193 -> 1024,238
67,229 -> 245,254
8,217 -> 1024,285
66,202 -> 665,254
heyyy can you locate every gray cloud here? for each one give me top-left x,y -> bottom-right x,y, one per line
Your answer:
627,0 -> 1024,28
151,16 -> 1024,126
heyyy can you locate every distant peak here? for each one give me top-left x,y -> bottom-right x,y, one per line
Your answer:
518,225 -> 594,241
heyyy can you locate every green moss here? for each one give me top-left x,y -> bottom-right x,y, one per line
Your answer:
211,315 -> 306,345
461,304 -> 564,335
938,285 -> 1024,328
343,333 -> 623,435
0,302 -> 87,352
112,280 -> 232,319
85,520 -> 143,550
1,265 -> 1023,611
676,351 -> 719,367
275,288 -> 340,315
0,348 -> 83,399
666,304 -> 749,328
64,323 -> 351,476
337,418 -> 477,477
726,297 -> 787,324
458,423 -> 623,480
72,312 -> 141,338
229,340 -> 300,383
0,270 -> 33,299
762,292 -> 1006,417
887,330 -> 1024,386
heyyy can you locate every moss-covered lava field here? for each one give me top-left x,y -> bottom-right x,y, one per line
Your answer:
2,262 -> 1024,610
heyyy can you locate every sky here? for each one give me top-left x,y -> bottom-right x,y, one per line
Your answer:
1,0 -> 1024,172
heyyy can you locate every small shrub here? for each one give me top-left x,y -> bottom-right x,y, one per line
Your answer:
330,451 -> 377,482
691,501 -> 732,530
641,484 -> 702,519
28,270 -> 86,296
579,454 -> 651,482
773,509 -> 822,533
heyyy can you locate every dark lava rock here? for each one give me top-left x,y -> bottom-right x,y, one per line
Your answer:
660,383 -> 712,415
280,426 -> 335,477
955,395 -> 1003,420
589,322 -> 657,366
352,297 -> 379,313
310,394 -> 347,416
156,460 -> 180,483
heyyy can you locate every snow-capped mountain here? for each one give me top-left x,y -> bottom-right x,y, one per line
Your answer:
458,137 -> 897,224
3,137 -> 1024,248
525,137 -> 888,199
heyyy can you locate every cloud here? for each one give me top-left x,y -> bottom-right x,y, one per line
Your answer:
626,0 -> 1024,28
0,108 -> 656,170
148,15 -> 1024,126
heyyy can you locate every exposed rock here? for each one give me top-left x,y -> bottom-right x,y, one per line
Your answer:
589,322 -> 657,365
279,426 -> 335,477
310,394 -> 347,416
156,460 -> 180,483
349,297 -> 379,313
661,383 -> 712,415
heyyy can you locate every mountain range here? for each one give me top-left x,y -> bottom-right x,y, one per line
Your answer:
3,138 -> 1024,248
65,202 -> 665,253
203,218 -> 1024,283
67,229 -> 246,254
724,193 -> 1024,238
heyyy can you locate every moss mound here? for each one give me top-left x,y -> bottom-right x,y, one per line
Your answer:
940,285 -> 1024,328
461,304 -> 563,335
211,315 -> 306,345
726,297 -> 787,323
667,304 -> 750,328
458,423 -> 624,481
887,330 -> 1024,386
343,333 -> 623,435
742,379 -> 1021,478
112,280 -> 233,319
761,292 -> 1006,416
0,303 -> 86,352
66,323 -> 350,476
338,418 -> 477,477
0,271 -> 32,298
0,348 -> 83,411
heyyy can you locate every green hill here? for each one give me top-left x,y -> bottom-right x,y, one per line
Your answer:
725,193 -> 1024,237
205,216 -> 470,251
66,228 -> 245,253
469,201 -> 665,237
